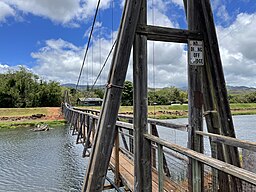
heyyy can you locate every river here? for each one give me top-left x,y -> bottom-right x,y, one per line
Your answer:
0,115 -> 255,191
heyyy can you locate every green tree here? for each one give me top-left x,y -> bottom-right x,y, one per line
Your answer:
121,81 -> 133,106
94,88 -> 104,99
0,67 -> 62,107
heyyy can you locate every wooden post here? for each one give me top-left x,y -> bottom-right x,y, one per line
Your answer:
202,70 -> 230,192
187,0 -> 204,191
133,0 -> 152,191
82,0 -> 143,191
151,124 -> 171,177
158,143 -> 164,192
199,0 -> 241,191
128,119 -> 134,154
150,124 -> 157,168
114,127 -> 121,187
119,128 -> 129,151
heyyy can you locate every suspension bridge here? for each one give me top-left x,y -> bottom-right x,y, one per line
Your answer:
62,0 -> 256,191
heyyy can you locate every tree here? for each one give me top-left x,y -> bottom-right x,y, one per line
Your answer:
0,67 -> 62,107
121,81 -> 133,106
94,88 -> 104,99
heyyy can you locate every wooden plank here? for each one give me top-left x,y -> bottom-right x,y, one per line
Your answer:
136,25 -> 203,43
196,131 -> 256,152
82,0 -> 144,190
110,149 -> 176,192
133,0 -> 152,190
144,134 -> 256,186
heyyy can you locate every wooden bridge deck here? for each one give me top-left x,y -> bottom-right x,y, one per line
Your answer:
110,148 -> 182,192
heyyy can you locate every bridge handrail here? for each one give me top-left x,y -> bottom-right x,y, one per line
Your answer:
144,133 -> 256,186
66,103 -> 256,150
63,102 -> 256,191
195,130 -> 256,152
73,106 -> 188,131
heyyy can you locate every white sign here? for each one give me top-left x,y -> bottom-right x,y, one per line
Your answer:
189,40 -> 204,66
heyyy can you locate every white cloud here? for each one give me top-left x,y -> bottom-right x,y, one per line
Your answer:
0,64 -> 11,73
1,0 -> 111,25
216,5 -> 231,23
2,0 -> 255,88
28,1 -> 187,88
171,0 -> 184,7
217,13 -> 256,87
0,2 -> 15,22
31,38 -> 115,85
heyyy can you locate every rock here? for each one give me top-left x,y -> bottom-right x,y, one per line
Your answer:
32,124 -> 49,132
31,114 -> 46,118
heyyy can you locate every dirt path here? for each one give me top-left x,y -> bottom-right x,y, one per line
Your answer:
0,107 -> 64,122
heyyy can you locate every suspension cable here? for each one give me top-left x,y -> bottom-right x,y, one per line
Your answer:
75,0 -> 101,91
152,0 -> 156,118
91,39 -> 117,90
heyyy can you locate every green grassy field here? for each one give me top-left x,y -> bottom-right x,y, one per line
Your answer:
0,107 -> 65,129
0,120 -> 66,129
0,103 -> 255,129
0,108 -> 49,117
80,103 -> 256,119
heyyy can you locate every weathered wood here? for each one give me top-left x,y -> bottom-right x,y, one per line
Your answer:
82,0 -> 143,190
187,0 -> 204,191
150,124 -> 157,168
82,117 -> 94,157
114,129 -> 121,187
136,25 -> 203,43
133,0 -> 152,190
158,144 -> 164,192
119,128 -> 129,151
199,0 -> 242,190
196,131 -> 256,152
144,134 -> 256,186
76,113 -> 85,144
151,124 -> 171,177
76,108 -> 188,131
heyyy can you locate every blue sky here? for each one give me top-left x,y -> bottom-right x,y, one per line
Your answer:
0,0 -> 256,87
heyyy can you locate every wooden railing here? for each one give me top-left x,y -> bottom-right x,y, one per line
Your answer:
62,103 -> 256,191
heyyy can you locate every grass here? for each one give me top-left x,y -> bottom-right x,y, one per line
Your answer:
1,103 -> 255,129
0,107 -> 65,129
79,103 -> 256,119
0,120 -> 66,129
0,108 -> 50,117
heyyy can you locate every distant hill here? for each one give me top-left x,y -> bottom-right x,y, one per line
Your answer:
61,83 -> 105,90
227,86 -> 256,94
179,85 -> 256,94
62,84 -> 256,94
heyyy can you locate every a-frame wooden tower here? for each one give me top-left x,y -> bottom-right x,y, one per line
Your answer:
82,0 -> 241,191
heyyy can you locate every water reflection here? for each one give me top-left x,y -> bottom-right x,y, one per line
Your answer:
0,125 -> 87,192
0,115 -> 255,191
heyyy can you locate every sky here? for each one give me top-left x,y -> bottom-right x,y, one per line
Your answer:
0,0 -> 256,88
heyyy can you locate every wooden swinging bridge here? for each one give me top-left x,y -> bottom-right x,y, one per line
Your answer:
62,0 -> 256,191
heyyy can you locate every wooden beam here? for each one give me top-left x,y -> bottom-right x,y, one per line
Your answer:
196,131 -> 256,152
187,0 -> 204,191
136,25 -> 203,43
144,134 -> 256,186
199,0 -> 242,191
133,0 -> 152,190
82,0 -> 143,191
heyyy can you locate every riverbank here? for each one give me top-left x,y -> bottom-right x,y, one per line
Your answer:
82,103 -> 256,119
1,103 -> 255,129
0,107 -> 65,129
